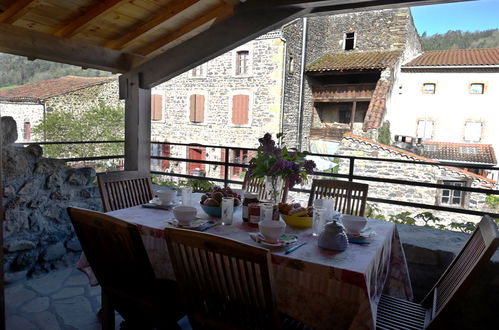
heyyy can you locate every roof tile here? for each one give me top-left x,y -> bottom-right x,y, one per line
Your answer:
0,76 -> 115,101
307,50 -> 401,72
404,48 -> 499,67
422,141 -> 497,164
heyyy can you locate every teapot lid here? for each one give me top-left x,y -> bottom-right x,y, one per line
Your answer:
325,220 -> 345,231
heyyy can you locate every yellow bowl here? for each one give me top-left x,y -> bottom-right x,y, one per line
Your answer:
280,213 -> 313,228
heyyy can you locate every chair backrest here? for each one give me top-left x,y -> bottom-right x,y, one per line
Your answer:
164,228 -> 281,330
67,207 -> 157,296
242,172 -> 289,204
97,171 -> 153,212
422,215 -> 499,326
307,179 -> 368,216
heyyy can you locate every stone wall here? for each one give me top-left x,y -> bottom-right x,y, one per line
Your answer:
45,80 -> 122,116
1,117 -> 101,280
0,101 -> 44,143
336,136 -> 493,224
152,35 -> 285,149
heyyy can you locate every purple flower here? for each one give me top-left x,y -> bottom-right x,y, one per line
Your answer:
273,147 -> 282,156
304,159 -> 316,174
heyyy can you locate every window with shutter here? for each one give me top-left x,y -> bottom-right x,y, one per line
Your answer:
189,94 -> 205,123
236,51 -> 249,75
417,120 -> 434,140
464,121 -> 482,142
232,94 -> 249,125
151,94 -> 163,121
23,121 -> 31,141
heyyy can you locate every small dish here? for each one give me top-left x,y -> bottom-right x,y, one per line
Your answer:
249,233 -> 298,248
168,219 -> 211,229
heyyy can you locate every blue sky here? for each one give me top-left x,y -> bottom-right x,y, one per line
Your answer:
411,0 -> 499,35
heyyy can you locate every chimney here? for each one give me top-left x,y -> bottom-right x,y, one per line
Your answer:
392,135 -> 424,155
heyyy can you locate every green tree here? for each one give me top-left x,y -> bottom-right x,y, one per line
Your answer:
32,102 -> 124,159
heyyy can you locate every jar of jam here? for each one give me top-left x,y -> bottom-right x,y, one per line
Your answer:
242,192 -> 259,222
248,203 -> 261,227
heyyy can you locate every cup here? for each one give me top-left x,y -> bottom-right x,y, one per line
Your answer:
181,187 -> 193,206
259,220 -> 286,243
260,203 -> 274,222
221,197 -> 234,225
156,189 -> 176,205
312,207 -> 326,237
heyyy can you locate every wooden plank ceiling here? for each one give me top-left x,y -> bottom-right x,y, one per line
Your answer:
0,0 -> 462,87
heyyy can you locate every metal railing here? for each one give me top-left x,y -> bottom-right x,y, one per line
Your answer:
21,140 -> 499,218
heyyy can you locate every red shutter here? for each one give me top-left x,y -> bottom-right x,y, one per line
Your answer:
195,94 -> 205,122
189,94 -> 196,122
161,144 -> 170,170
232,94 -> 249,125
151,94 -> 162,120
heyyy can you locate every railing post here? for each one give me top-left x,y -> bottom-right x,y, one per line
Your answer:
348,158 -> 355,182
224,147 -> 230,188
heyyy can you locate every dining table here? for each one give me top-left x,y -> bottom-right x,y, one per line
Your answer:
77,192 -> 413,330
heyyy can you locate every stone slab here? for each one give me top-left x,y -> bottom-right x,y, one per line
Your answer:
64,273 -> 88,286
33,311 -> 61,330
53,296 -> 97,329
21,297 -> 50,313
6,315 -> 38,330
51,287 -> 85,300
5,284 -> 36,309
26,267 -> 72,295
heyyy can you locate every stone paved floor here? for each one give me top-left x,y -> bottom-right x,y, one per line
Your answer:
5,266 -> 192,330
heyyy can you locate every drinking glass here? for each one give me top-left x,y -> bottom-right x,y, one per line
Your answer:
181,187 -> 192,206
221,197 -> 234,225
314,198 -> 334,221
260,203 -> 274,222
312,207 -> 326,237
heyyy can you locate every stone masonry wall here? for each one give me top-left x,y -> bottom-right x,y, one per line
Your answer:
152,36 -> 285,148
45,80 -> 122,116
0,102 -> 44,143
2,117 -> 102,280
336,137 -> 493,224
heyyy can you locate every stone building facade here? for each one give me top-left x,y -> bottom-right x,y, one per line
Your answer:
0,76 -> 121,143
283,8 -> 422,152
335,134 -> 495,224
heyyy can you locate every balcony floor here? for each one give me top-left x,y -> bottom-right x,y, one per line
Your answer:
5,265 -> 192,330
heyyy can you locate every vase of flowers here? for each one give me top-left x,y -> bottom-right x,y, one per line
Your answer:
248,133 -> 316,204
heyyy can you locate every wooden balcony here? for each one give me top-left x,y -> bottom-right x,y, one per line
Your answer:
312,83 -> 376,102
310,126 -> 351,140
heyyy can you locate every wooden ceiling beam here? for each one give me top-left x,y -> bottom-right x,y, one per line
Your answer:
122,4 -> 310,89
106,0 -> 201,50
0,22 -> 144,73
53,0 -> 124,38
136,3 -> 234,57
0,0 -> 40,24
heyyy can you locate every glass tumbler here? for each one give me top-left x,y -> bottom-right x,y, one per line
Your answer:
260,203 -> 274,222
181,187 -> 193,206
312,207 -> 326,237
221,197 -> 234,225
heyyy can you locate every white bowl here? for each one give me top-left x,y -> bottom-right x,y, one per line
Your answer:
258,220 -> 286,243
173,206 -> 197,226
341,215 -> 367,234
156,189 -> 177,205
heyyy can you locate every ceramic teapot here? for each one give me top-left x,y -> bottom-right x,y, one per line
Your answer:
318,220 -> 348,251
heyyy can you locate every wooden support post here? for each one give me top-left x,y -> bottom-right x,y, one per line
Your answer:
122,74 -> 151,172
350,100 -> 357,130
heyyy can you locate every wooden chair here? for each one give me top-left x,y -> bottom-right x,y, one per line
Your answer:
97,170 -> 153,212
164,228 -> 282,330
307,179 -> 368,216
242,172 -> 289,203
376,215 -> 499,330
68,207 -> 184,330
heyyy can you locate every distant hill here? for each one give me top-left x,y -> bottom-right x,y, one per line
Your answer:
0,53 -> 113,89
420,29 -> 499,51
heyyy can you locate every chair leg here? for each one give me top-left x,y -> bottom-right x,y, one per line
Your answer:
101,290 -> 115,330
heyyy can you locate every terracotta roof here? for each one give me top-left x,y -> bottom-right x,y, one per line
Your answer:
0,76 -> 115,101
363,80 -> 391,130
422,142 -> 497,165
404,48 -> 499,67
343,134 -> 496,185
306,50 -> 401,72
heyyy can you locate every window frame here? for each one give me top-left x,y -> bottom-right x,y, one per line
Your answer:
344,32 -> 356,51
422,83 -> 436,94
228,90 -> 253,127
233,45 -> 253,77
416,119 -> 434,141
23,120 -> 31,141
189,63 -> 208,78
469,82 -> 485,94
463,120 -> 483,143
436,180 -> 470,207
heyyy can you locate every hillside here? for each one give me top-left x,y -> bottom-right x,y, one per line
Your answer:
0,53 -> 112,89
420,29 -> 499,51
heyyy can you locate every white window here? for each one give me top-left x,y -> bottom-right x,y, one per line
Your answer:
441,181 -> 465,206
422,83 -> 436,94
344,32 -> 355,51
236,50 -> 249,75
417,120 -> 434,140
470,83 -> 484,94
464,121 -> 482,142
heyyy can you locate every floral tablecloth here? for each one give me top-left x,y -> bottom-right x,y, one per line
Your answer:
77,196 -> 413,329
